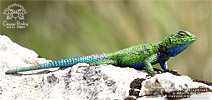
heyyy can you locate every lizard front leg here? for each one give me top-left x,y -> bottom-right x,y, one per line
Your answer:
143,53 -> 158,75
160,61 -> 177,74
159,60 -> 168,71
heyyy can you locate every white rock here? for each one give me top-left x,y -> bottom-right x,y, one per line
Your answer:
139,73 -> 212,99
0,35 -> 50,71
0,35 -> 147,100
0,35 -> 211,100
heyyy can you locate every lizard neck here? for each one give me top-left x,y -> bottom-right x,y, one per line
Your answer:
167,43 -> 191,57
158,41 -> 192,57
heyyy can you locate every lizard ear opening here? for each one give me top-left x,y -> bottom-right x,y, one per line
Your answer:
158,45 -> 168,54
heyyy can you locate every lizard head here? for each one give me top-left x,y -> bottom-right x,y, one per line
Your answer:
159,31 -> 196,57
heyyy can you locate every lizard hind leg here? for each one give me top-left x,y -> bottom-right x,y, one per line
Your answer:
90,59 -> 117,66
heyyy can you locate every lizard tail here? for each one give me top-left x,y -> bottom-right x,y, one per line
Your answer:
5,54 -> 108,74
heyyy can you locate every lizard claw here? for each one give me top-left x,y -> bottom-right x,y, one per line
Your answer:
146,72 -> 156,78
165,69 -> 179,75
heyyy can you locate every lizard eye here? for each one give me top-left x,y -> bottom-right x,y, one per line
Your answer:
177,31 -> 186,37
179,33 -> 185,36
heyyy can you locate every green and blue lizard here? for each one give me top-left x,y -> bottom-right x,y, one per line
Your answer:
5,31 -> 196,75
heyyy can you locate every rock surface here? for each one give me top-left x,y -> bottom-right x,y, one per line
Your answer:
0,35 -> 211,100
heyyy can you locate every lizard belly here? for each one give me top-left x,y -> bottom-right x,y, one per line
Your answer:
129,61 -> 159,69
129,63 -> 145,68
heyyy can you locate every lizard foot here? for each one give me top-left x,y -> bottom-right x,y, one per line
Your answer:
145,72 -> 156,78
165,69 -> 181,76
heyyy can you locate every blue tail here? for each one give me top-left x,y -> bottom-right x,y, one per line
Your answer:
5,54 -> 108,74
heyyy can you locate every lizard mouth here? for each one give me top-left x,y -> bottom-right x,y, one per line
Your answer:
184,34 -> 196,44
189,35 -> 196,43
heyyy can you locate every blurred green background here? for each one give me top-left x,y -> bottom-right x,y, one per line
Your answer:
0,1 -> 211,81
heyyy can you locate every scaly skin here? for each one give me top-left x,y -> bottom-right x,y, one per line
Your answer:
5,31 -> 196,75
